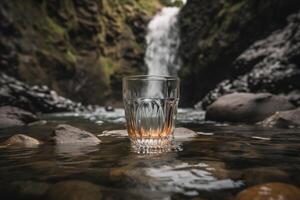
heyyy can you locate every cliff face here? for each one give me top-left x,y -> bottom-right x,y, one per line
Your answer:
201,11 -> 300,108
0,0 -> 162,105
178,0 -> 300,106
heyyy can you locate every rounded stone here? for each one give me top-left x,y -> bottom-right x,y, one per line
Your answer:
235,182 -> 300,200
51,124 -> 101,145
45,180 -> 102,200
2,134 -> 41,147
206,93 -> 294,122
260,108 -> 300,128
242,167 -> 290,186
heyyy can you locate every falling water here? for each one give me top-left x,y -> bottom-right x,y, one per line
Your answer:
145,7 -> 181,76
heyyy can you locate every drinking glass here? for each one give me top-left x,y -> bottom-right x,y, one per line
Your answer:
123,75 -> 180,153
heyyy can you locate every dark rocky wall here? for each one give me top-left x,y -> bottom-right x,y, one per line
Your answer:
178,0 -> 300,106
201,11 -> 300,108
0,0 -> 162,105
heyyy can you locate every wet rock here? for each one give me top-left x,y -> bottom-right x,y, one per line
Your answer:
45,180 -> 142,200
202,11 -> 300,108
105,105 -> 114,112
174,127 -> 198,140
242,167 -> 290,186
51,124 -> 101,145
45,180 -> 102,200
206,93 -> 294,122
235,182 -> 300,200
7,180 -> 51,199
0,106 -> 38,128
259,108 -> 300,128
0,73 -> 87,113
0,0 -> 161,106
2,134 -> 41,147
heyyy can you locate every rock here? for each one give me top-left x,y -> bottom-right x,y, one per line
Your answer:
235,182 -> 300,200
0,73 -> 87,113
0,0 -> 162,106
105,106 -> 114,112
45,180 -> 142,200
0,106 -> 38,128
202,11 -> 300,108
45,180 -> 102,200
242,167 -> 290,186
179,0 -> 300,106
2,134 -> 41,147
259,108 -> 300,128
174,127 -> 198,140
7,180 -> 51,199
206,93 -> 294,122
51,124 -> 101,145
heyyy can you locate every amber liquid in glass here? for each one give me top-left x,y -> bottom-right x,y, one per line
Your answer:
124,98 -> 178,150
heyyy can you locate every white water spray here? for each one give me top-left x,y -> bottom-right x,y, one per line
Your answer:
145,7 -> 181,76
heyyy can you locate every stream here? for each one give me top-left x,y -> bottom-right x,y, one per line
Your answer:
0,108 -> 299,199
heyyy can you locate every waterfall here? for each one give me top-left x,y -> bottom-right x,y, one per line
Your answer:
145,7 -> 181,76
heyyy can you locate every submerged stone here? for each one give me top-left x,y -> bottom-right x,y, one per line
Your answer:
45,180 -> 102,200
235,182 -> 300,200
242,167 -> 290,186
7,180 -> 51,199
45,180 -> 142,200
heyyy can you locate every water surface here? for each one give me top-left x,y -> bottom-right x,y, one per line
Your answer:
0,108 -> 299,199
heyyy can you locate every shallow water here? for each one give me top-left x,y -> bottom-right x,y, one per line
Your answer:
0,108 -> 299,199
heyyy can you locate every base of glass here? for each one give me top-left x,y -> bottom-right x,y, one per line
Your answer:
130,137 -> 173,154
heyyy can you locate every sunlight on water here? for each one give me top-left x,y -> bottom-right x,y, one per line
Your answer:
145,163 -> 244,195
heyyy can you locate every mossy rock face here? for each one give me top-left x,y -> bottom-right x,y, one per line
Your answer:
178,0 -> 300,106
0,0 -> 162,105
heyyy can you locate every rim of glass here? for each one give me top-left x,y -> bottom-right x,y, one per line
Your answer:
123,75 -> 179,81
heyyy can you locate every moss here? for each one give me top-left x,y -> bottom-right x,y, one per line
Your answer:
0,0 -> 162,105
98,56 -> 118,83
65,50 -> 76,64
45,17 -> 65,37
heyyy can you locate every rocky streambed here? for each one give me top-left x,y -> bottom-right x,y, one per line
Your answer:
0,106 -> 300,200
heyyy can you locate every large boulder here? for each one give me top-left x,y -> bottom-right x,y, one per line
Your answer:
235,182 -> 300,200
201,11 -> 300,109
179,0 -> 300,106
51,124 -> 101,145
259,108 -> 300,128
206,93 -> 294,122
0,106 -> 38,128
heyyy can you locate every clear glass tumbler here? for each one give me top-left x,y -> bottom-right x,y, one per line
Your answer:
123,75 -> 180,153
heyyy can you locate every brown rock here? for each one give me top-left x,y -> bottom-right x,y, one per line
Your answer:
2,134 -> 41,147
51,124 -> 101,145
242,167 -> 290,186
45,180 -> 102,200
235,182 -> 300,200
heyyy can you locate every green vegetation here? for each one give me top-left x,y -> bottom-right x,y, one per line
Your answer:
0,0 -> 162,105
